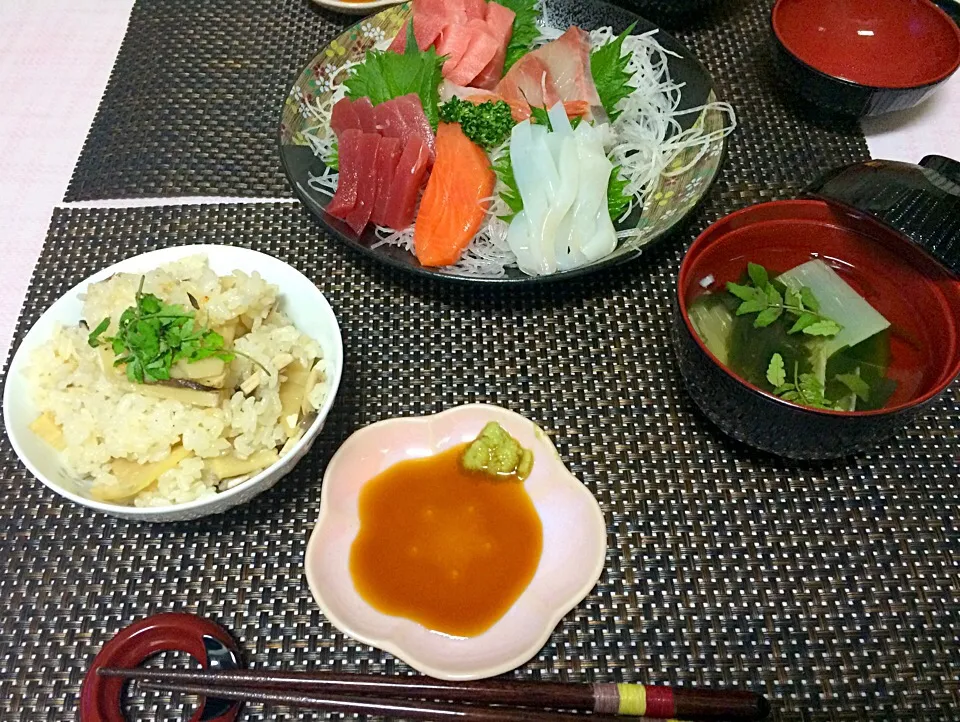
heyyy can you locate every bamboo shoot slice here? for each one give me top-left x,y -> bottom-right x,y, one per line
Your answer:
92,445 -> 193,502
171,357 -> 225,381
29,412 -> 66,451
207,448 -> 279,480
279,360 -> 310,437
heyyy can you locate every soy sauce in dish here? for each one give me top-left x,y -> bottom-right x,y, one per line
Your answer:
349,443 -> 543,637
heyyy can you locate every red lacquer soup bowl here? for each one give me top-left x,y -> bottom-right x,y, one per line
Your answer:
771,0 -> 960,117
673,199 -> 960,459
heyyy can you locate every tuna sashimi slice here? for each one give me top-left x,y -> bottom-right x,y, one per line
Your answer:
344,133 -> 382,234
463,0 -> 488,20
484,2 -> 516,39
383,137 -> 430,230
472,42 -> 507,90
394,94 -> 436,165
373,101 -> 408,139
446,20 -> 501,87
413,0 -> 450,17
496,55 -> 561,111
371,137 -> 404,227
388,14 -> 447,53
352,97 -> 378,134
326,129 -> 363,219
525,26 -> 603,109
436,24 -> 474,74
438,0 -> 469,23
330,98 -> 361,137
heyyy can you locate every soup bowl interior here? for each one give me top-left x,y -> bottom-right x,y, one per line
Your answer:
678,199 -> 960,415
772,0 -> 960,89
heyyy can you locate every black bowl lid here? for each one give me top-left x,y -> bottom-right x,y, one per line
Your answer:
804,155 -> 960,277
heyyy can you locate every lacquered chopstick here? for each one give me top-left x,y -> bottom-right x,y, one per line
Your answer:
136,681 -> 657,721
103,668 -> 769,721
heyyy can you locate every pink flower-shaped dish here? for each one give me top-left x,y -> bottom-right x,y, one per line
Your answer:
304,404 -> 607,680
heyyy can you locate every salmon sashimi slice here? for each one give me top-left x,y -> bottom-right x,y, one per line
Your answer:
344,133 -> 382,234
326,129 -> 364,219
446,21 -> 501,86
533,27 -> 603,109
394,94 -> 436,166
414,122 -> 495,267
371,137 -> 404,227
331,98 -> 361,136
383,137 -> 431,230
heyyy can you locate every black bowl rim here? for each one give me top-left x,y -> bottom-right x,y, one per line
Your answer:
770,0 -> 960,92
278,0 -> 730,286
675,198 -> 960,418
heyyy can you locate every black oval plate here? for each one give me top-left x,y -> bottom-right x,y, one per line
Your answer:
279,0 -> 729,284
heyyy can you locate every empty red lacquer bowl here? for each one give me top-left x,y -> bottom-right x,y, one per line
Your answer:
673,157 -> 960,459
771,0 -> 960,116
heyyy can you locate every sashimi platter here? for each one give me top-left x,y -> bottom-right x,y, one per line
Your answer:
280,0 -> 735,282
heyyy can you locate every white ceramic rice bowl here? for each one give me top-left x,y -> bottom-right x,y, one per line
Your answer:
2,244 -> 343,522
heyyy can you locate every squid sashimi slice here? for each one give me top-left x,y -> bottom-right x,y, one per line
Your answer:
326,129 -> 364,219
446,21 -> 502,87
532,27 -> 604,111
331,98 -> 361,137
394,93 -> 436,166
344,133 -> 382,234
371,136 -> 404,227
571,122 -> 617,261
383,137 -> 431,231
506,121 -> 572,276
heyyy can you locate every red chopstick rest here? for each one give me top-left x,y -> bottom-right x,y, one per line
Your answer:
79,613 -> 243,722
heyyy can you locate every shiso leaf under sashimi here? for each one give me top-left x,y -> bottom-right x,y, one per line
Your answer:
495,0 -> 541,73
345,20 -> 445,129
590,22 -> 637,121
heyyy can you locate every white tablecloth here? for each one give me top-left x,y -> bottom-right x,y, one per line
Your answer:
1,0 -> 958,361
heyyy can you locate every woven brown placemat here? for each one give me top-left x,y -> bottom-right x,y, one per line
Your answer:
1,198 -> 958,721
64,0 -> 870,202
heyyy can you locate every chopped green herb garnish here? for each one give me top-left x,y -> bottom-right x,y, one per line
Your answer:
590,23 -> 636,121
438,97 -> 515,148
497,0 -> 541,73
344,19 -> 444,129
88,277 -> 235,384
767,354 -> 834,409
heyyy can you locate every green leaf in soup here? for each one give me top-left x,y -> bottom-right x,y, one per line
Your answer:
788,312 -> 819,334
803,319 -> 842,337
766,353 -> 786,387
747,262 -> 769,289
753,306 -> 783,328
799,286 -> 820,312
764,283 -> 783,307
735,296 -> 767,316
835,372 -> 871,402
726,281 -> 756,301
